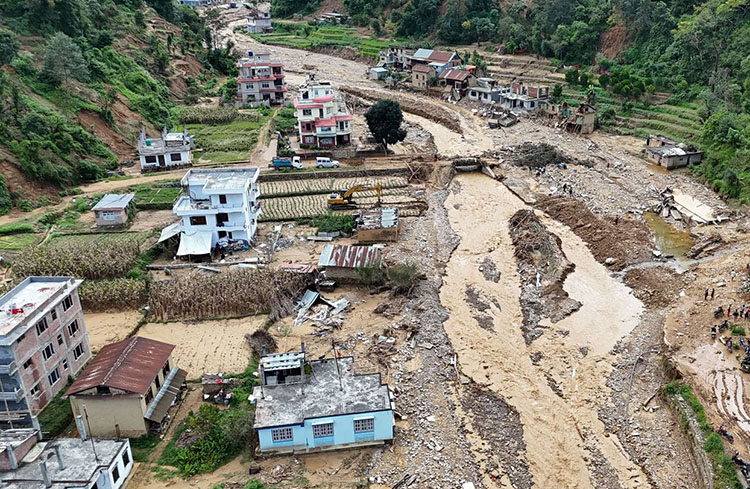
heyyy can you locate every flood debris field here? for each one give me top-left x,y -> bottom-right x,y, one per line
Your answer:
114,13 -> 750,489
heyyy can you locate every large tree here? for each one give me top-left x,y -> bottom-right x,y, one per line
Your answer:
365,99 -> 407,153
0,29 -> 19,66
41,33 -> 90,87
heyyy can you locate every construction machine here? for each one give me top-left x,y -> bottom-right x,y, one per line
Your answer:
327,184 -> 382,210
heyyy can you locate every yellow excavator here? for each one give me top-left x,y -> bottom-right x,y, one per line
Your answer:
327,184 -> 382,209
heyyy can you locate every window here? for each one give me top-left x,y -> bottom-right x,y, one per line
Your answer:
144,155 -> 157,164
112,465 -> 120,483
99,210 -> 117,221
154,376 -> 160,389
62,296 -> 73,311
30,384 -> 40,397
23,358 -> 33,370
219,195 -> 227,204
261,82 -> 270,88
170,153 -> 182,162
48,368 -> 60,386
271,427 -> 293,442
51,308 -> 57,321
73,343 -> 85,360
62,359 -> 69,370
42,344 -> 55,361
68,320 -> 79,337
122,449 -> 130,467
36,318 -> 48,336
318,109 -> 324,117
190,216 -> 207,226
312,422 -> 334,438
354,418 -> 374,433
57,334 -> 64,346
145,389 -> 154,406
302,109 -> 311,116
163,361 -> 170,376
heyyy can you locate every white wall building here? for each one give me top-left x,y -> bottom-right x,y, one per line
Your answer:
162,168 -> 262,257
247,9 -> 272,33
137,127 -> 194,173
236,53 -> 286,107
293,74 -> 352,147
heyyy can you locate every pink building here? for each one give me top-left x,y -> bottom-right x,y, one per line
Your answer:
236,53 -> 286,107
293,74 -> 352,147
0,277 -> 91,429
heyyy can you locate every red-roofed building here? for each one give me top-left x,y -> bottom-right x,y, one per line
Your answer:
293,74 -> 352,147
66,337 -> 186,437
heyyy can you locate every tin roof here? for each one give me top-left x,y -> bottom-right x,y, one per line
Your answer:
440,68 -> 472,82
317,244 -> 382,268
66,337 -> 175,397
358,207 -> 398,230
92,193 -> 135,211
261,351 -> 305,372
412,64 -> 434,73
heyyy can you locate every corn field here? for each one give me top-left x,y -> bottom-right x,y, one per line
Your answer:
148,269 -> 307,321
259,176 -> 408,199
11,235 -> 142,279
260,188 -> 414,221
79,279 -> 148,311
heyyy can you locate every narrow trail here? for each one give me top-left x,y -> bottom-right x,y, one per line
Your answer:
440,174 -> 649,488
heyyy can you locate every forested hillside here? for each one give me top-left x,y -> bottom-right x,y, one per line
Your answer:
276,0 -> 750,202
0,0 -> 236,214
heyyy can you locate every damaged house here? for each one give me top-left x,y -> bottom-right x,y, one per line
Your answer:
137,126 -> 194,173
408,49 -> 462,75
538,102 -> 597,135
377,46 -> 414,71
252,348 -> 394,454
468,78 -> 503,104
438,69 -> 477,99
498,82 -> 550,112
65,337 -> 186,438
317,244 -> 382,282
645,135 -> 702,169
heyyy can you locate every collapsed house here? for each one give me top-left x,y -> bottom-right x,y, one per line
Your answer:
137,126 -> 194,173
645,135 -> 702,169
539,102 -> 597,134
65,337 -> 186,438
356,208 -> 399,242
251,348 -> 394,454
317,244 -> 382,282
158,167 -> 262,258
439,69 -> 477,99
377,46 -> 414,71
0,429 -> 133,489
467,78 -> 503,104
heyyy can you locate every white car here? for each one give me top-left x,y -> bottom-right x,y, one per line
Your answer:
316,157 -> 341,168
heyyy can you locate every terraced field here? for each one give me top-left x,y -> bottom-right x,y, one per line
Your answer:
259,176 -> 409,198
248,25 -> 391,59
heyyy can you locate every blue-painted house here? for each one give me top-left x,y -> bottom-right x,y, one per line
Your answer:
252,350 -> 394,454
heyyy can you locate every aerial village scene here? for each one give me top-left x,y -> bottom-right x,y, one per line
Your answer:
1,0 -> 750,488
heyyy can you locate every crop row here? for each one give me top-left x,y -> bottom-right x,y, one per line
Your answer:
259,176 -> 409,198
260,188 -> 413,221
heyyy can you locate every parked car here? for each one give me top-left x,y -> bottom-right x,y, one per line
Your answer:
316,157 -> 341,168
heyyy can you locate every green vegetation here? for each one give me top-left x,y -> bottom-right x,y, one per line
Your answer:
249,23 -> 394,59
311,213 -> 355,233
130,434 -> 161,463
187,109 -> 270,163
125,181 -> 181,210
664,380 -> 741,489
387,261 -> 420,293
365,99 -> 407,152
0,232 -> 40,251
38,384 -> 73,439
0,222 -> 35,235
731,325 -> 746,336
274,108 -> 297,134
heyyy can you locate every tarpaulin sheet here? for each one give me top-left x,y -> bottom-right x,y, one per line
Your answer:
176,231 -> 212,256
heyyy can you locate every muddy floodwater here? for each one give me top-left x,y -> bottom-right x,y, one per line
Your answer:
441,173 -> 647,488
644,211 -> 694,257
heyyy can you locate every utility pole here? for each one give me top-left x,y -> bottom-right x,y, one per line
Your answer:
331,337 -> 343,391
82,404 -> 99,462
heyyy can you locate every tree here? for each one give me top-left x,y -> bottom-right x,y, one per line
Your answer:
371,19 -> 382,36
552,84 -> 563,98
565,68 -> 579,85
364,99 -> 407,153
598,73 -> 610,88
41,33 -> 89,87
0,29 -> 19,66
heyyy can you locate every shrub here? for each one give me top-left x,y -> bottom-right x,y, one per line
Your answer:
356,265 -> 385,286
731,325 -> 746,336
176,106 -> 239,124
0,222 -> 35,235
311,213 -> 354,233
387,261 -> 419,293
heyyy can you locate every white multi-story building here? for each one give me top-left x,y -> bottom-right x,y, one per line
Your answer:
236,53 -> 286,107
137,127 -> 194,173
247,9 -> 272,33
293,74 -> 352,147
163,168 -> 262,257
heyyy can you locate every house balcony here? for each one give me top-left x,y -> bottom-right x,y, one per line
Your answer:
0,387 -> 24,402
0,361 -> 17,375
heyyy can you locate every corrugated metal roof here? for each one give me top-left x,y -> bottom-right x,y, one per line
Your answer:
317,244 -> 382,268
428,50 -> 455,63
358,207 -> 398,230
412,64 -> 433,73
92,193 -> 135,211
440,69 -> 472,82
66,337 -> 175,396
261,352 -> 305,372
144,367 -> 187,422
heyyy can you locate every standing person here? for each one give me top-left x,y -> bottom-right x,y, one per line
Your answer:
735,310 -> 740,320
729,305 -> 733,317
712,288 -> 716,300
705,289 -> 710,300
732,269 -> 737,281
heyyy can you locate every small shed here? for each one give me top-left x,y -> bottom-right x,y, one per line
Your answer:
370,67 -> 388,80
92,193 -> 135,227
317,244 -> 382,282
357,208 -> 399,242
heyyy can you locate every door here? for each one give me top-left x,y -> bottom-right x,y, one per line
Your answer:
158,155 -> 166,167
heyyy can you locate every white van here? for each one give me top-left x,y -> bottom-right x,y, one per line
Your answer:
316,157 -> 341,168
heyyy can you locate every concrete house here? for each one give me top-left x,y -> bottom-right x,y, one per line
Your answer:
92,194 -> 135,228
236,53 -> 286,107
645,135 -> 702,169
252,349 -> 393,454
317,244 -> 382,282
370,67 -> 388,80
564,103 -> 597,135
138,126 -> 193,173
247,9 -> 272,34
293,74 -> 352,147
160,167 -> 262,257
0,429 -> 133,489
377,46 -> 414,71
65,337 -> 186,438
0,277 -> 91,430
411,64 -> 435,89
499,82 -> 550,112
468,78 -> 502,104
